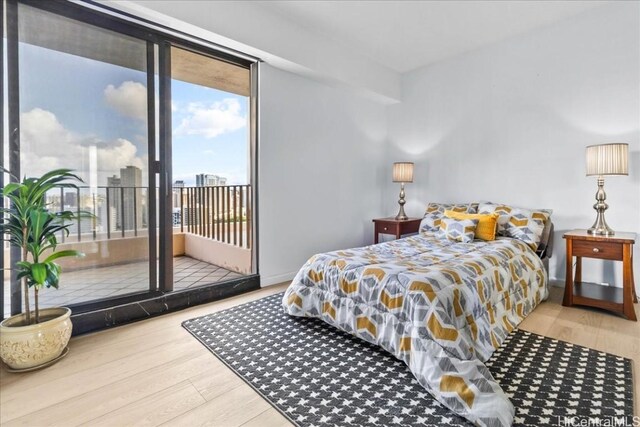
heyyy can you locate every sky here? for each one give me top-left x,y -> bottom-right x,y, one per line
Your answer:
18,42 -> 249,188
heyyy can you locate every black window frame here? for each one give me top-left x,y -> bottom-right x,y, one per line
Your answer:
1,0 -> 261,328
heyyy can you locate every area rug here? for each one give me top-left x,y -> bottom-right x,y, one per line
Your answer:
182,293 -> 634,426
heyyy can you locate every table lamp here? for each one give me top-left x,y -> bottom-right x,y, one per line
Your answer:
392,162 -> 414,220
585,143 -> 628,236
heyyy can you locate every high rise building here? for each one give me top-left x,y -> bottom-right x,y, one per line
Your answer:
107,175 -> 122,231
173,181 -> 185,208
172,208 -> 181,227
63,191 -> 78,208
106,166 -> 143,232
196,173 -> 227,187
120,166 -> 143,232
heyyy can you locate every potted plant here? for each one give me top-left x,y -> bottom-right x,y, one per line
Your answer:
0,169 -> 86,371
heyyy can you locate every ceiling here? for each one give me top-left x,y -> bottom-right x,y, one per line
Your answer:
256,1 -> 611,73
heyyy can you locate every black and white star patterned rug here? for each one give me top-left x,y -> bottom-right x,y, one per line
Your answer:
182,293 -> 634,426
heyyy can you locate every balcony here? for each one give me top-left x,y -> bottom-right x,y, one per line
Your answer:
3,185 -> 252,315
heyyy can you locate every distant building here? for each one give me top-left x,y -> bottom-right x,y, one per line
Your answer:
63,191 -> 77,208
172,181 -> 185,209
121,166 -> 143,231
107,175 -> 122,231
172,208 -> 181,227
182,207 -> 200,227
106,166 -> 143,232
196,173 -> 227,187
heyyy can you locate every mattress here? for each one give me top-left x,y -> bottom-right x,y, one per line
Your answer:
282,232 -> 548,427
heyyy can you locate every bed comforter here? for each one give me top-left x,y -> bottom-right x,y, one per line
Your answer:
282,232 -> 548,427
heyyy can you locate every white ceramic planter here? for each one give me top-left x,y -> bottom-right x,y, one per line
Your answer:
0,307 -> 72,370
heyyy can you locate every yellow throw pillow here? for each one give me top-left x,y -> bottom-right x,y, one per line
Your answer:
444,210 -> 499,241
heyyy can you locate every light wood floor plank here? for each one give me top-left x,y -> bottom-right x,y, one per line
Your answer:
160,383 -> 272,427
4,353 -> 218,426
1,282 -> 637,426
0,289 -> 283,390
1,336 -> 202,421
241,407 -> 292,427
82,380 -> 206,427
0,326 -> 203,390
188,363 -> 246,402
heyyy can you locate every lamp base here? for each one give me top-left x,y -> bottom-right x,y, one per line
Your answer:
395,183 -> 408,220
587,177 -> 615,236
587,220 -> 615,236
395,210 -> 408,221
587,227 -> 614,236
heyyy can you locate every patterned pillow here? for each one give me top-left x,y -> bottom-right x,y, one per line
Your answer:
420,202 -> 478,232
437,217 -> 479,243
477,203 -> 514,235
444,210 -> 500,241
478,202 -> 552,249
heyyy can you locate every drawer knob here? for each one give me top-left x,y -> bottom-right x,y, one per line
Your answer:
592,247 -> 600,253
383,227 -> 388,231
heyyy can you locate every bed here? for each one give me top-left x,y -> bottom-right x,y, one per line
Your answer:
282,203 -> 554,427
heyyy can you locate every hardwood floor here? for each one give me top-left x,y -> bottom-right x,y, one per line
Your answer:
1,282 -> 638,426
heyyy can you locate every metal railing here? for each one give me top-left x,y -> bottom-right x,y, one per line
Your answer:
47,185 -> 148,243
176,185 -> 251,249
46,184 -> 251,249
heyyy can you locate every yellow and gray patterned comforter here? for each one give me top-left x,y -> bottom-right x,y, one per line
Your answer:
282,232 -> 548,427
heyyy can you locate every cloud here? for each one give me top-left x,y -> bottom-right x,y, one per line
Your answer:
203,149 -> 215,155
20,108 -> 146,185
175,98 -> 246,139
104,81 -> 147,122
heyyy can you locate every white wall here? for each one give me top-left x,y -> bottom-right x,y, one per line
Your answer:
385,2 -> 640,287
114,1 -> 401,104
259,64 -> 387,285
114,0 -> 639,290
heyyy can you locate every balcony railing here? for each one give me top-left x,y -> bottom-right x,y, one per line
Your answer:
45,185 -> 251,249
176,185 -> 251,248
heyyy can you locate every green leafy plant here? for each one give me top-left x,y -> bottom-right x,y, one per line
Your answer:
1,169 -> 87,324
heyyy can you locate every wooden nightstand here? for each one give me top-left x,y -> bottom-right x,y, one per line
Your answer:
563,229 -> 637,321
372,217 -> 421,244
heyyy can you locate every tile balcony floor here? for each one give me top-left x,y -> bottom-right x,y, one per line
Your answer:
2,256 -> 245,316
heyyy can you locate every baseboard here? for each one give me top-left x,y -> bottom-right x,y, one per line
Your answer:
261,272 -> 296,287
549,277 -> 564,287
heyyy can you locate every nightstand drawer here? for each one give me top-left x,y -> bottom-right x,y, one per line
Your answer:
573,240 -> 622,260
376,222 -> 400,234
372,217 -> 422,243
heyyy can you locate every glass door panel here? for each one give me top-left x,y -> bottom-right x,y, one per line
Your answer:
169,47 -> 252,288
15,3 -> 157,308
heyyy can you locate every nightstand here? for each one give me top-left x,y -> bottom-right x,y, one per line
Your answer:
372,217 -> 421,244
563,229 -> 637,321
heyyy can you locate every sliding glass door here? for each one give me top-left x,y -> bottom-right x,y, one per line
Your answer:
169,46 -> 253,289
2,0 -> 257,319
7,2 -> 159,313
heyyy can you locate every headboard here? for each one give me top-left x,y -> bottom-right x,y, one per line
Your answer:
536,221 -> 554,277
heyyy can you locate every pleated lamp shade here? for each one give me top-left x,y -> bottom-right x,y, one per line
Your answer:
392,162 -> 414,183
585,143 -> 628,176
